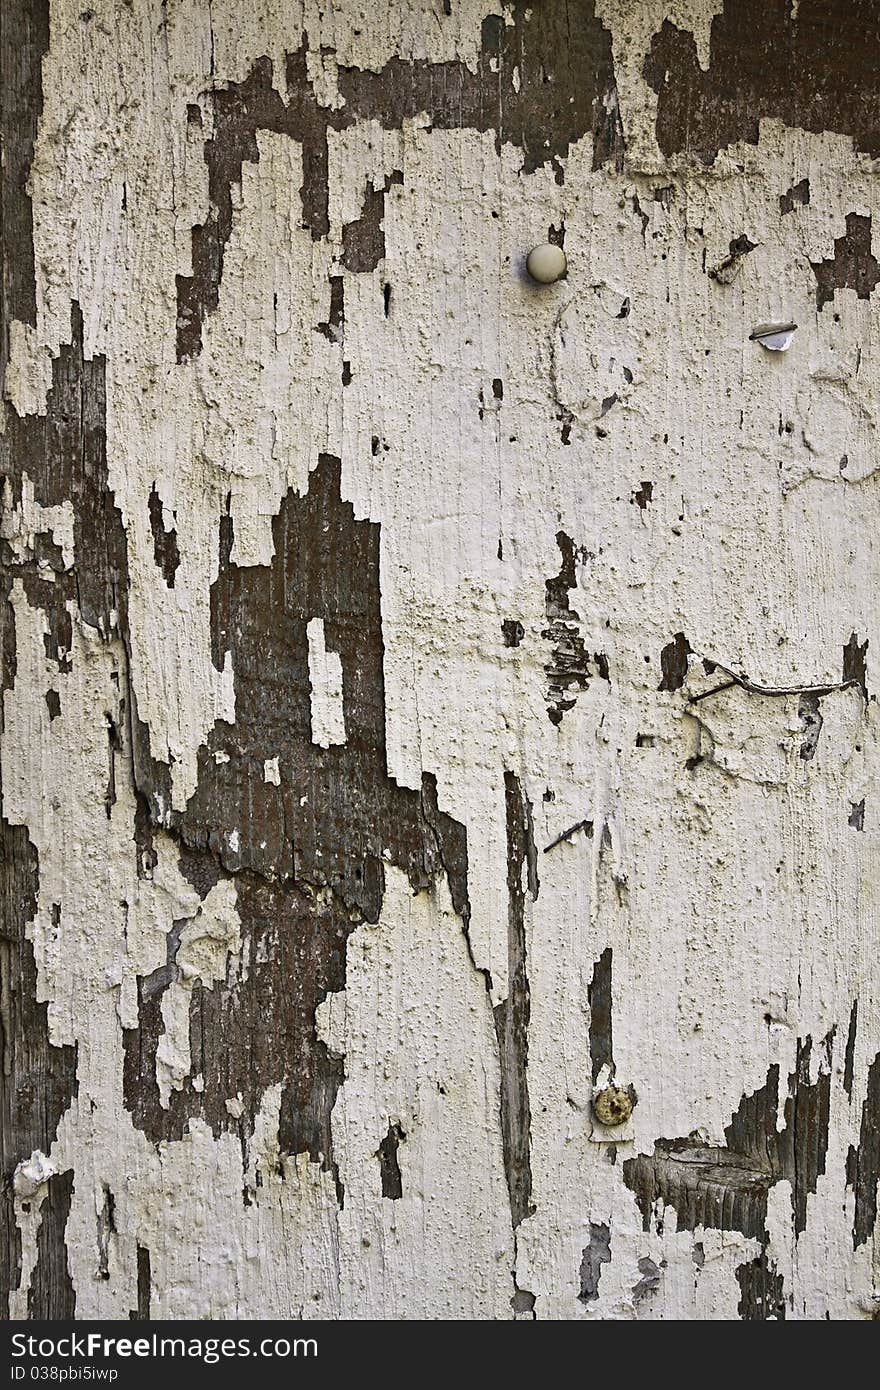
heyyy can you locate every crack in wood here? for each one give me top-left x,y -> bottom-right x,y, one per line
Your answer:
493,773 -> 537,1229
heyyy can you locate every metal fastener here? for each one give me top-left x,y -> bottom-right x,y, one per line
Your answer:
749,321 -> 797,351
592,1083 -> 636,1127
526,243 -> 567,284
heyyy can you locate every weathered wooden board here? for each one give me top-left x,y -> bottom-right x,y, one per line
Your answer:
1,0 -> 878,1319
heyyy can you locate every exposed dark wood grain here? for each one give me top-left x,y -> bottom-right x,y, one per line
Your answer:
0,0 -> 49,374
26,1170 -> 75,1319
177,5 -> 623,359
736,1250 -> 786,1320
588,948 -> 614,1084
811,213 -> 880,310
645,0 -> 880,164
624,1033 -> 833,1242
493,773 -> 537,1229
123,457 -> 470,1197
847,1050 -> 880,1249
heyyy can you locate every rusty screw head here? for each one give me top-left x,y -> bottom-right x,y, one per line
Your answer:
592,1083 -> 635,1127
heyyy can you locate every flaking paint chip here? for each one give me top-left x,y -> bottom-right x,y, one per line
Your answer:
13,1150 -> 56,1199
749,321 -> 797,351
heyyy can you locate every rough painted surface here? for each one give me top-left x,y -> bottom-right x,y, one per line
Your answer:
1,0 -> 878,1321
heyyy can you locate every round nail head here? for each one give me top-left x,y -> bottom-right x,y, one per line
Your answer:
526,243 -> 567,284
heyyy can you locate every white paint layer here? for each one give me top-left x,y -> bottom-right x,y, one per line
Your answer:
307,617 -> 347,748
2,0 -> 877,1323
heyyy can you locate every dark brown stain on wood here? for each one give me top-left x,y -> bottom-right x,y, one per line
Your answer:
494,772 -> 537,1229
623,1032 -> 833,1241
123,456 -> 469,1196
658,632 -> 691,692
644,0 -> 880,165
26,1170 -> 75,1319
588,947 -> 613,1084
6,286 -> 443,1230
780,177 -> 810,215
177,6 -> 622,358
105,716 -> 123,819
377,1122 -> 405,1200
148,484 -> 180,588
846,1048 -> 879,1248
544,531 -> 587,724
40,604 -> 71,675
736,1249 -> 786,1320
811,213 -> 880,310
578,1220 -> 611,1303
631,193 -> 650,238
341,172 -> 403,273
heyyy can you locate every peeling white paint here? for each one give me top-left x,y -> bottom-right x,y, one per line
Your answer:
307,617 -> 347,748
2,0 -> 877,1322
12,1152 -> 56,1201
